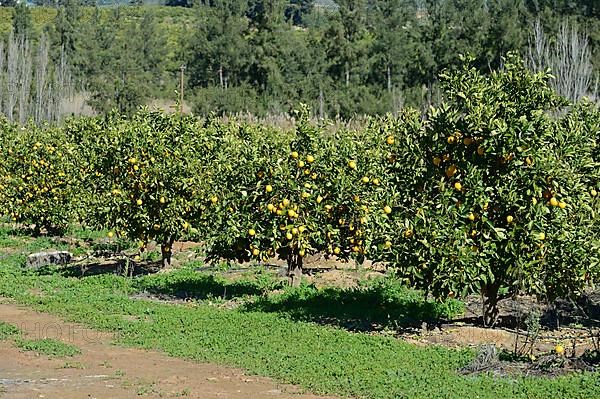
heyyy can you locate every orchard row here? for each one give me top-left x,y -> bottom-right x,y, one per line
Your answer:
0,55 -> 598,326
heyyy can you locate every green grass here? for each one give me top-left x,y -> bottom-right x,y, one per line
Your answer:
0,315 -> 80,357
0,235 -> 598,398
0,320 -> 20,340
15,338 -> 81,358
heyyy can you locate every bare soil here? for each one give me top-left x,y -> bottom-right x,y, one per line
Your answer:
0,301 -> 337,399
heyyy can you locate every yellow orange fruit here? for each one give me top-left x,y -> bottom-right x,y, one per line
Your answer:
538,232 -> 546,240
550,197 -> 559,207
386,135 -> 395,145
446,165 -> 457,177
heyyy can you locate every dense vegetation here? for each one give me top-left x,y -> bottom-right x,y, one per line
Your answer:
0,1 -> 600,118
0,56 -> 598,326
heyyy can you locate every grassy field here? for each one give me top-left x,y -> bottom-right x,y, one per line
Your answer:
0,226 -> 598,399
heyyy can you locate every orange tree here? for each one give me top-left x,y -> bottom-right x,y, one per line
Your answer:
0,120 -> 78,235
365,110 -> 430,271
70,110 -> 210,267
383,55 -> 599,326
204,106 -> 391,285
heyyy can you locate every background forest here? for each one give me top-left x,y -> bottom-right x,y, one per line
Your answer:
0,0 -> 599,121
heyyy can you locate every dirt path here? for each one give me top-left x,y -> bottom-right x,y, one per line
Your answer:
0,301 -> 337,399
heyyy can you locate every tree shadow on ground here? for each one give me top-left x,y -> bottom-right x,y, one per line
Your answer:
542,294 -> 600,329
242,280 -> 464,333
454,292 -> 600,330
132,271 -> 274,300
32,259 -> 163,278
122,268 -> 460,332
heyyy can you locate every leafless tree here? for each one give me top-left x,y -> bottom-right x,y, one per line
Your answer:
34,34 -> 49,124
0,42 -> 4,115
0,32 -> 74,124
6,33 -> 20,121
18,37 -> 32,124
527,18 -> 596,102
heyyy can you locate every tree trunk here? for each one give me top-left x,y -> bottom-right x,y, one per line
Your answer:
287,251 -> 303,287
161,237 -> 174,268
319,87 -> 324,120
387,65 -> 391,93
482,282 -> 501,327
345,63 -> 350,87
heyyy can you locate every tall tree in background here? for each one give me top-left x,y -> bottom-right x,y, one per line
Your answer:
246,0 -> 287,105
368,0 -> 428,112
324,0 -> 370,88
285,0 -> 314,26
0,0 -> 18,7
423,0 -> 489,81
485,0 -> 528,69
83,9 -> 168,113
322,0 -> 377,115
187,0 -> 249,89
12,3 -> 33,38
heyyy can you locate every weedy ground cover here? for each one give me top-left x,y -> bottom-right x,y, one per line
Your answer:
0,232 -> 598,399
